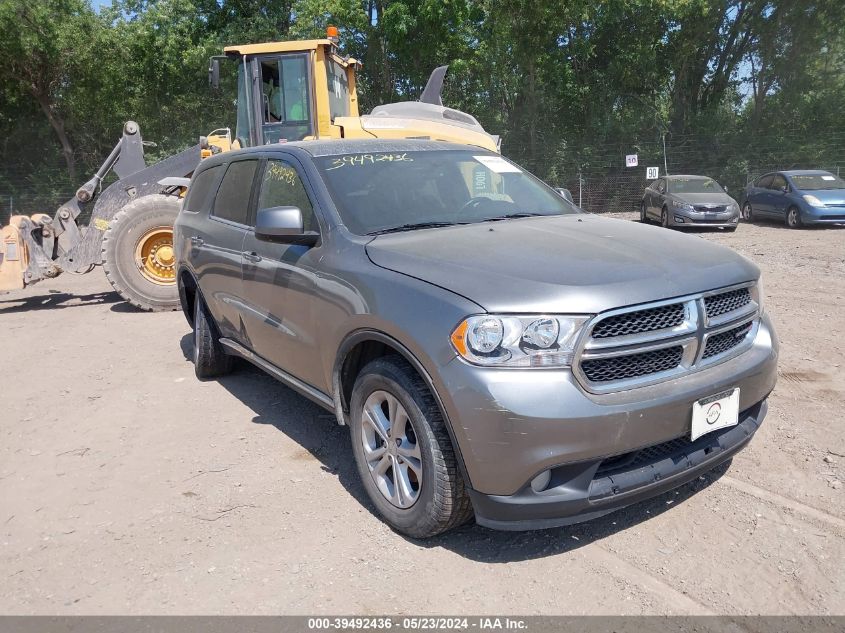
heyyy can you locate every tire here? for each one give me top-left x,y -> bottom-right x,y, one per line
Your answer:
192,292 -> 233,379
661,206 -> 670,228
786,206 -> 802,229
741,202 -> 754,222
640,202 -> 649,224
349,356 -> 473,538
102,194 -> 181,311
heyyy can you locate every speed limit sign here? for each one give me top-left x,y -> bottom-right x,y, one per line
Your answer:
646,166 -> 659,180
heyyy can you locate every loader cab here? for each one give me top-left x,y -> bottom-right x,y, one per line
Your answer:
212,36 -> 360,149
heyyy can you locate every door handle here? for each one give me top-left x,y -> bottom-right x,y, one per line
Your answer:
190,236 -> 204,247
243,251 -> 262,263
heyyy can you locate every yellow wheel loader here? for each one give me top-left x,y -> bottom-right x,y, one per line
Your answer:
0,29 -> 499,311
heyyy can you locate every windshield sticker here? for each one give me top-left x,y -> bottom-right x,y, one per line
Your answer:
473,155 -> 521,173
325,153 -> 413,170
822,175 -> 835,180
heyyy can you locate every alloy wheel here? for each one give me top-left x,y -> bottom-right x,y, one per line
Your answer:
360,390 -> 422,509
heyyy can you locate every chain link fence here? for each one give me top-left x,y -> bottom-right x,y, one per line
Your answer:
2,134 -> 844,222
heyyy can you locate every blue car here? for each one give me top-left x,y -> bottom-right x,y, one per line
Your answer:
741,170 -> 845,228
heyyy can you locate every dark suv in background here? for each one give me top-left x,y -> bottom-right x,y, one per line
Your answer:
174,139 -> 778,537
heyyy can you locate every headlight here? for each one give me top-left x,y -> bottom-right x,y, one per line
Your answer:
730,202 -> 740,212
803,194 -> 824,207
751,279 -> 765,314
671,200 -> 694,211
450,315 -> 589,368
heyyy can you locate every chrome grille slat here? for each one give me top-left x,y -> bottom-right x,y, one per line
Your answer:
704,287 -> 751,320
591,303 -> 685,339
702,321 -> 754,359
581,346 -> 683,383
574,284 -> 759,393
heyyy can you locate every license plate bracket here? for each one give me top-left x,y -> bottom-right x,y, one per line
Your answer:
691,388 -> 740,441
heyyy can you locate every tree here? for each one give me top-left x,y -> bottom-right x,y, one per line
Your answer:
0,0 -> 103,182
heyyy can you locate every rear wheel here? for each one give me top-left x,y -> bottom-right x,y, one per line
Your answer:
192,293 -> 233,379
102,194 -> 181,311
349,357 -> 473,538
786,206 -> 802,229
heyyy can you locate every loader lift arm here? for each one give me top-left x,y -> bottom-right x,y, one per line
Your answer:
0,121 -> 200,311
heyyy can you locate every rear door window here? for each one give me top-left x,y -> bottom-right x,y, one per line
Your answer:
256,159 -> 317,231
212,160 -> 259,225
183,165 -> 222,214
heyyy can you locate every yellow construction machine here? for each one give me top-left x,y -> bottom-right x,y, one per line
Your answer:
0,28 -> 499,311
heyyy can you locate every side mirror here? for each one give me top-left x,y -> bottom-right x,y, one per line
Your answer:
255,206 -> 318,245
208,58 -> 220,90
555,187 -> 574,203
723,185 -> 728,193
781,186 -> 789,194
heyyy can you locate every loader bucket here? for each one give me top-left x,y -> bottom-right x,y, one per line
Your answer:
0,217 -> 28,292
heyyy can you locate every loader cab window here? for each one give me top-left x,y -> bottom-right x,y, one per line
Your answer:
327,59 -> 350,120
258,54 -> 313,144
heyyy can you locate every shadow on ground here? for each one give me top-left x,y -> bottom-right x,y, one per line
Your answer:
178,333 -> 732,563
0,290 -> 121,314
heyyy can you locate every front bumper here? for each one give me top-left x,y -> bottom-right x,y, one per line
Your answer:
469,399 -> 767,530
800,205 -> 845,225
670,208 -> 739,228
435,315 -> 778,527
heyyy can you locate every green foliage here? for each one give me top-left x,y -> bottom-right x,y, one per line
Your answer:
0,0 -> 843,216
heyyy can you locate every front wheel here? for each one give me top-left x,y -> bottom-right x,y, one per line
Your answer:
661,206 -> 670,228
741,202 -> 754,221
349,357 -> 473,538
640,202 -> 649,223
102,194 -> 181,311
786,206 -> 802,229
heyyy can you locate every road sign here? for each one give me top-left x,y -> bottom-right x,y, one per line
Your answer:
626,154 -> 638,167
646,166 -> 659,180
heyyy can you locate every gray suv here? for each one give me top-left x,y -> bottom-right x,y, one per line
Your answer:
174,140 -> 778,537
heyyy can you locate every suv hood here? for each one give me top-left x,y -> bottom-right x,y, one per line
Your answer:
365,215 -> 759,314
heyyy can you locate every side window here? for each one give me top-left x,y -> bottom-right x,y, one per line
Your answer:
327,60 -> 351,121
257,159 -> 317,231
183,165 -> 221,213
212,160 -> 258,225
770,174 -> 787,190
657,179 -> 666,194
757,174 -> 774,189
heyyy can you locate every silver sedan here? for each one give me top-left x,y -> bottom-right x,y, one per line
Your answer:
641,175 -> 740,230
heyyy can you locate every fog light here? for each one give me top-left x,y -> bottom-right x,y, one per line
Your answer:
530,470 -> 551,492
673,215 -> 685,223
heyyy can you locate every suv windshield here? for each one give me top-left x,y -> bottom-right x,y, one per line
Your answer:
314,150 -> 579,235
790,173 -> 845,191
668,178 -> 723,194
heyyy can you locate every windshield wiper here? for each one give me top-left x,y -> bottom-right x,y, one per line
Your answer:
482,212 -> 546,222
367,221 -> 465,235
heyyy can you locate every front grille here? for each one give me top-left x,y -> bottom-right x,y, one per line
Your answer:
595,436 -> 693,476
591,303 -> 685,339
703,321 -> 753,359
581,346 -> 683,383
694,205 -> 727,212
704,287 -> 751,319
575,284 -> 760,392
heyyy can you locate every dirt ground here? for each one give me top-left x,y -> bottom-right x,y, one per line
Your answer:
1,216 -> 843,615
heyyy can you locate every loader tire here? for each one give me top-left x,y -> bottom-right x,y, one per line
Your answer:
102,194 -> 181,312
